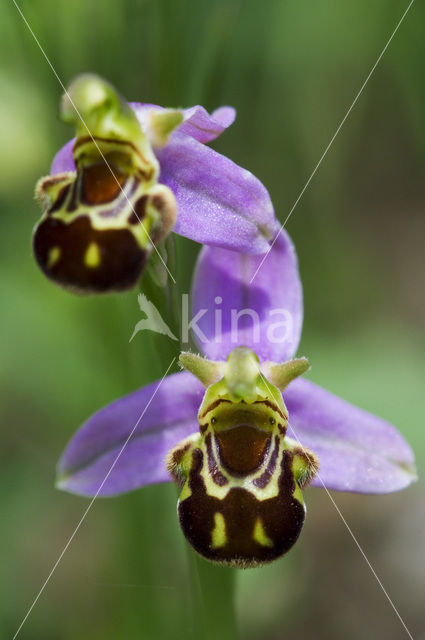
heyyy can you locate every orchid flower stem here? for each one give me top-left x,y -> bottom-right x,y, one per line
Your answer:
164,234 -> 182,334
139,244 -> 238,639
182,538 -> 205,638
137,240 -> 181,374
190,551 -> 238,640
173,480 -> 238,640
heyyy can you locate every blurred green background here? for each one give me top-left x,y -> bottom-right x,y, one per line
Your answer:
0,0 -> 424,638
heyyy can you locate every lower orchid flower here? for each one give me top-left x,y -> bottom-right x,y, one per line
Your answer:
56,231 -> 416,567
33,74 -> 275,293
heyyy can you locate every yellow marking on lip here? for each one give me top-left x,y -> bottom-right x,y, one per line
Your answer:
47,246 -> 61,268
253,517 -> 273,548
211,512 -> 227,549
84,242 -> 101,268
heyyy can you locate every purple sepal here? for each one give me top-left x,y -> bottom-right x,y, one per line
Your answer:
51,138 -> 75,174
191,230 -> 303,361
156,131 -> 274,253
285,378 -> 417,494
57,372 -> 204,497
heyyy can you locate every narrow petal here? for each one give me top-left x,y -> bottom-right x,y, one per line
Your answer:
178,105 -> 236,143
285,378 -> 416,494
130,102 -> 236,143
57,372 -> 204,497
156,131 -> 275,253
191,231 -> 303,362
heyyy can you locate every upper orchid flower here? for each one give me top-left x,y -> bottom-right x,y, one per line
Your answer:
56,231 -> 416,567
33,73 -> 275,293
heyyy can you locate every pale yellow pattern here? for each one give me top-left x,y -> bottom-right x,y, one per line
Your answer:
47,246 -> 61,268
211,512 -> 227,549
252,517 -> 273,548
84,242 -> 101,268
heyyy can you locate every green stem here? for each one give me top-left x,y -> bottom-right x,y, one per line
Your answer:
138,250 -> 238,640
137,239 -> 181,373
189,551 -> 238,640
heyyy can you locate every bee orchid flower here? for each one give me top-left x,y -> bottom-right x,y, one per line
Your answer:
33,74 -> 275,293
56,231 -> 416,567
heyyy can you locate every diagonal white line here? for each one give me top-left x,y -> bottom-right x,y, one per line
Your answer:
306,467 -> 414,640
12,357 -> 176,640
12,0 -> 176,284
259,372 -> 414,640
288,423 -> 414,640
250,0 -> 415,284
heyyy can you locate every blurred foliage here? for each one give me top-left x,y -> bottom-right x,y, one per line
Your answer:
0,1 -> 424,639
